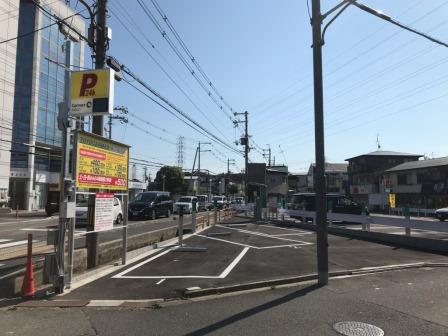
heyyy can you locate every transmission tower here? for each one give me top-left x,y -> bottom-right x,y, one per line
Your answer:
176,136 -> 185,168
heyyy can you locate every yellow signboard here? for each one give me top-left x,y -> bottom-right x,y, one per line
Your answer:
70,69 -> 114,116
75,131 -> 129,190
389,193 -> 396,208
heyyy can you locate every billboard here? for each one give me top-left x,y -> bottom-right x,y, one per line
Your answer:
70,69 -> 114,116
75,131 -> 129,190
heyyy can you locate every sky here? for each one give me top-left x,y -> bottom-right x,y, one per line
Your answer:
79,0 -> 448,179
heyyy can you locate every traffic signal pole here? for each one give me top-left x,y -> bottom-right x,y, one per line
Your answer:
311,0 -> 328,285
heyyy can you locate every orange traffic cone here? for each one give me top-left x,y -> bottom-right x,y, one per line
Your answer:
21,233 -> 36,298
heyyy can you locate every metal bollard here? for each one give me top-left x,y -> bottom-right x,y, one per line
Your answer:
361,205 -> 367,231
404,205 -> 411,236
191,201 -> 197,233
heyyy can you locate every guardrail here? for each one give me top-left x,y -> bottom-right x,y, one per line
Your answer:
389,207 -> 436,217
277,208 -> 448,236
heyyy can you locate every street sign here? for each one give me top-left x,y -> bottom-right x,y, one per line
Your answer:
389,193 -> 396,208
94,193 -> 114,231
70,69 -> 114,116
75,131 -> 129,190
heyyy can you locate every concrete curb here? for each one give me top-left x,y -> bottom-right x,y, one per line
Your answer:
182,262 -> 448,299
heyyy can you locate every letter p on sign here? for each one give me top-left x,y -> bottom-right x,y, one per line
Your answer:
79,73 -> 98,97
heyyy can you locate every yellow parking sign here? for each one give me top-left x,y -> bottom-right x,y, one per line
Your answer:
388,193 -> 396,208
70,69 -> 114,116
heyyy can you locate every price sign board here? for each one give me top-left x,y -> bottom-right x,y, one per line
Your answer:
75,131 -> 129,190
94,193 -> 114,232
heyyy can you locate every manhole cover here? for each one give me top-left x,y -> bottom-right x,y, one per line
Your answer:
333,321 -> 384,336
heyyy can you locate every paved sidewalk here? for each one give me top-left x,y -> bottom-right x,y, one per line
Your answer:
1,267 -> 447,335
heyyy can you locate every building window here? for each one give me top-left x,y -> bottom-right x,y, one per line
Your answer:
397,174 -> 407,185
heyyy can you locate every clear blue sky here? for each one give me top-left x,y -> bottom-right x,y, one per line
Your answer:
88,0 -> 448,179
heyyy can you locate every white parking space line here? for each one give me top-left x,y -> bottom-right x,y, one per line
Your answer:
156,279 -> 166,285
257,224 -> 312,234
0,263 -> 5,267
114,247 -> 250,279
113,248 -> 172,278
271,233 -> 311,237
197,234 -> 254,249
218,247 -> 249,278
217,225 -> 312,245
0,239 -> 11,243
197,234 -> 312,249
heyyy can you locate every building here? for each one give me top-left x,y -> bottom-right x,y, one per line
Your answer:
384,157 -> 448,209
307,163 -> 348,194
266,165 -> 288,206
9,0 -> 85,210
288,173 -> 308,193
346,150 -> 421,208
0,0 -> 20,207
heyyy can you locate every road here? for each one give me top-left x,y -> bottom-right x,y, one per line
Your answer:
2,250 -> 448,335
0,212 -> 196,276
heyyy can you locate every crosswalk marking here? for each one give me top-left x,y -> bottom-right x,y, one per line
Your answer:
0,239 -> 35,249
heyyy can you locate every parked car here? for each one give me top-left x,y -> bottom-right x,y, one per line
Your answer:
196,194 -> 210,211
76,197 -> 123,227
174,196 -> 197,214
435,207 -> 448,221
128,191 -> 172,220
234,197 -> 245,205
288,192 -> 367,221
212,195 -> 228,209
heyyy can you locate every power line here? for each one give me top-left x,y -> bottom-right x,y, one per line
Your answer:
149,0 -> 235,116
108,5 -> 233,143
119,62 -> 242,155
135,0 -> 239,128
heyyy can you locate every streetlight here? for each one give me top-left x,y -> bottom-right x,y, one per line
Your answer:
310,0 -> 448,286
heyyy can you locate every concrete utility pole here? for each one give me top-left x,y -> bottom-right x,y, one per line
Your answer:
311,0 -> 328,285
87,0 -> 108,269
234,111 -> 249,196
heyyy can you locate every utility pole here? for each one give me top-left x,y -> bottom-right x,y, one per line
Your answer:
197,141 -> 211,194
311,0 -> 328,285
234,111 -> 249,196
227,158 -> 235,197
107,106 -> 128,140
263,144 -> 271,167
227,158 -> 235,174
87,0 -> 109,269
92,0 -> 108,134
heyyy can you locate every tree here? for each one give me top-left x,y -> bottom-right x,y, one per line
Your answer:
228,184 -> 239,195
154,166 -> 184,193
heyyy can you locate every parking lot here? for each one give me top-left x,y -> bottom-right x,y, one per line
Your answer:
56,216 -> 448,303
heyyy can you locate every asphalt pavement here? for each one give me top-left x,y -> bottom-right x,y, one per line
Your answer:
2,266 -> 447,335
51,216 -> 447,302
